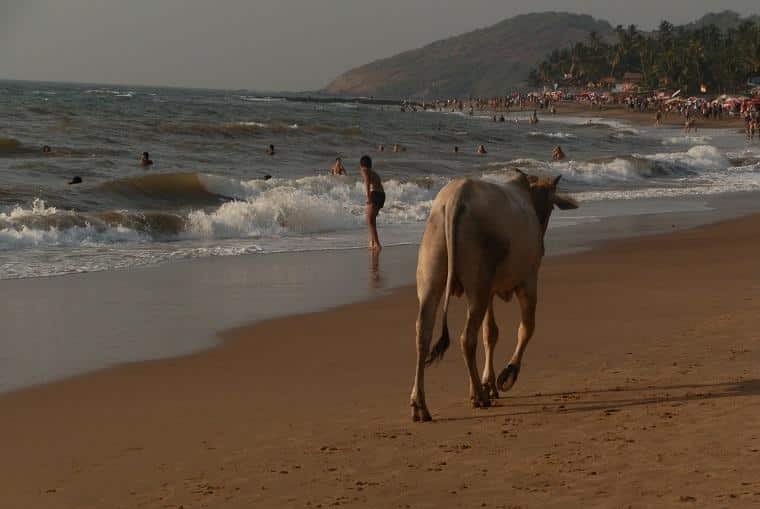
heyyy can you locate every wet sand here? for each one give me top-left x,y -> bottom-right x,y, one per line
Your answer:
2,212 -> 760,508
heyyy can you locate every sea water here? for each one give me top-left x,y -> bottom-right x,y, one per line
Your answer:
3,80 -> 760,280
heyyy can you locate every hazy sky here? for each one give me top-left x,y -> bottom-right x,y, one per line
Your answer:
2,1 -> 758,91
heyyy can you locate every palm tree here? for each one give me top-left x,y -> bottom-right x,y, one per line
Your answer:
529,18 -> 759,92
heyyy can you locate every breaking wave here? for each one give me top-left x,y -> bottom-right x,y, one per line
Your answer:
488,146 -> 729,186
0,174 -> 445,250
98,173 -> 233,206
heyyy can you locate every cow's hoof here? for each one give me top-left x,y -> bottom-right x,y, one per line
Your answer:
411,403 -> 432,422
471,394 -> 492,409
497,364 -> 521,392
482,381 -> 500,399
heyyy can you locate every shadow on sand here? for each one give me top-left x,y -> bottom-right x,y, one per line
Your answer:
436,379 -> 760,422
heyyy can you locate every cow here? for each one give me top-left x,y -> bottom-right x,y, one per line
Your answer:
409,171 -> 578,422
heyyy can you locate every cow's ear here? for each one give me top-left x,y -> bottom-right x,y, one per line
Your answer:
552,175 -> 562,188
553,193 -> 578,210
527,174 -> 539,184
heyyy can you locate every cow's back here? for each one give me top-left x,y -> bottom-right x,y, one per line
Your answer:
462,179 -> 542,290
420,177 -> 543,296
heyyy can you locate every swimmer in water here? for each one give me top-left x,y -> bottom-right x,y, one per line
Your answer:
552,145 -> 566,161
378,144 -> 385,152
330,157 -> 346,175
359,155 -> 384,251
266,144 -> 275,156
68,176 -> 82,185
139,151 -> 153,167
453,146 -> 459,153
476,144 -> 487,154
42,145 -> 52,155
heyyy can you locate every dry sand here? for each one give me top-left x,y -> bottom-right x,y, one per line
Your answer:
2,215 -> 760,508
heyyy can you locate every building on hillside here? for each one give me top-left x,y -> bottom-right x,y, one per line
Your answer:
612,72 -> 644,94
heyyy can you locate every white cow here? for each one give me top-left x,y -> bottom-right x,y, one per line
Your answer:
410,171 -> 578,421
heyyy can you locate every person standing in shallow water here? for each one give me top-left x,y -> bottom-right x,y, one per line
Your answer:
359,155 -> 384,250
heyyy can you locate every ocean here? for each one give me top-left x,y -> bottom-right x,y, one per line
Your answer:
3,80 -> 760,280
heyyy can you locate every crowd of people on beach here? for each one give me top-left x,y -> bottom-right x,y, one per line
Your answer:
403,86 -> 760,138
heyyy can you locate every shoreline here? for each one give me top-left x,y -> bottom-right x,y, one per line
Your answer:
2,211 -> 760,507
550,101 -> 746,129
4,191 -> 760,395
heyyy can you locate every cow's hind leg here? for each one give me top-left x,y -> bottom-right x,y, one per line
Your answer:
480,297 -> 499,399
461,291 -> 491,409
410,290 -> 440,422
497,279 -> 537,393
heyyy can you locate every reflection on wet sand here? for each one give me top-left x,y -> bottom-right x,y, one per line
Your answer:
369,249 -> 381,289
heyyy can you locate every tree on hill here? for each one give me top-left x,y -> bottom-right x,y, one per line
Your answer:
528,17 -> 760,94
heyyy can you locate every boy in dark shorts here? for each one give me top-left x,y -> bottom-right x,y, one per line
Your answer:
359,155 -> 384,250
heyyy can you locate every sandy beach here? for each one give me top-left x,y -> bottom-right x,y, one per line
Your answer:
2,212 -> 760,508
552,101 -> 747,130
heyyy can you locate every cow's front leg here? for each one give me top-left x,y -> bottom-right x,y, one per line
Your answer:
498,280 -> 536,392
410,290 -> 440,422
481,297 -> 500,399
461,294 -> 490,408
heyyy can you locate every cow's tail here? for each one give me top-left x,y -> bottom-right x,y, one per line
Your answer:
426,187 -> 464,366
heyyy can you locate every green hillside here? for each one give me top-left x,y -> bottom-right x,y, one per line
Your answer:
322,12 -> 614,99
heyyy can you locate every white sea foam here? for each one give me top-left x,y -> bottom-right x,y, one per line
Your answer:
489,145 -> 730,186
238,96 -> 284,103
0,224 -> 144,250
1,198 -> 58,220
528,131 -> 576,139
574,163 -> 760,201
185,184 -> 362,239
237,121 -> 268,128
85,88 -> 135,97
0,199 -> 146,250
642,145 -> 728,171
190,175 -> 443,237
662,135 -> 712,145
